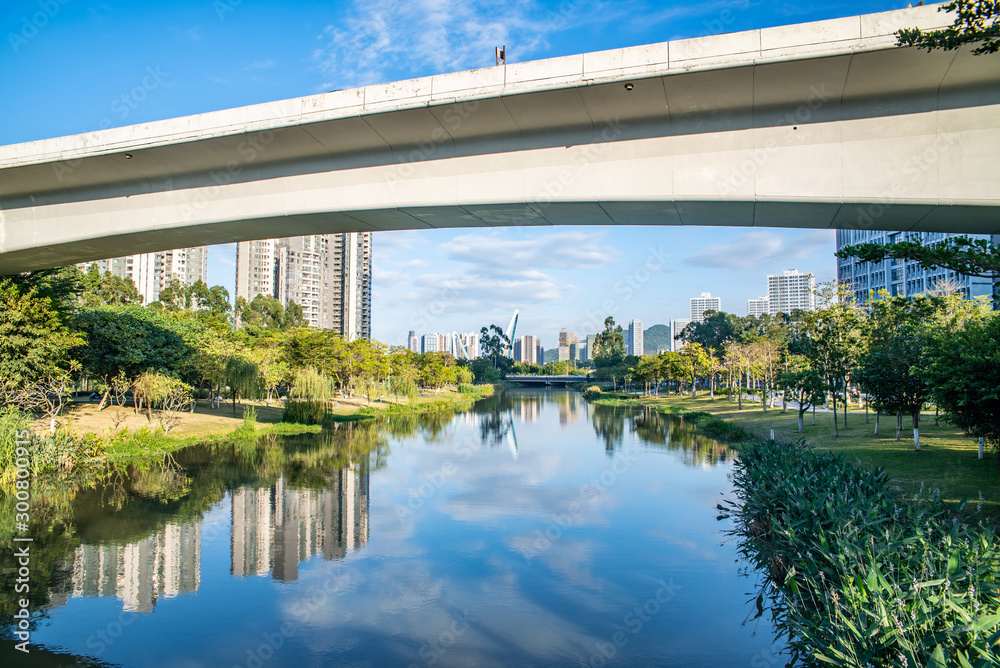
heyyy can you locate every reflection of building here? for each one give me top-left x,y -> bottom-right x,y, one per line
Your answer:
66,520 -> 201,612
231,469 -> 369,582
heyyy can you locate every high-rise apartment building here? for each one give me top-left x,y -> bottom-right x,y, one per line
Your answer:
515,335 -> 540,364
747,296 -> 770,317
558,329 -> 579,362
767,269 -> 816,314
236,233 -> 372,339
836,230 -> 995,304
77,247 -> 208,305
669,319 -> 690,352
455,332 -> 478,360
627,319 -> 644,356
584,334 -> 596,361
689,293 -> 721,324
407,331 -> 419,353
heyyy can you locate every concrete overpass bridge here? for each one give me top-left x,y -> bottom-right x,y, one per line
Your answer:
507,375 -> 589,387
1,3 -> 998,274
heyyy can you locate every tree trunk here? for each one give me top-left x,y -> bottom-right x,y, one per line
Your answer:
812,404 -> 815,425
865,398 -> 869,424
832,389 -> 839,437
979,437 -> 985,460
233,392 -> 238,417
912,409 -> 920,451
874,410 -> 879,436
843,385 -> 849,427
782,393 -> 788,414
934,406 -> 939,426
798,408 -> 805,433
895,411 -> 901,441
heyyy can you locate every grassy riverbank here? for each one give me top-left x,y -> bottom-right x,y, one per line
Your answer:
2,384 -> 494,486
585,391 -> 1000,516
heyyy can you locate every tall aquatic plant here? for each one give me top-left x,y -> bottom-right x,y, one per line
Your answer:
721,439 -> 1000,666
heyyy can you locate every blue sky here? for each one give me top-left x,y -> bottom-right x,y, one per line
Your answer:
1,0 -> 904,347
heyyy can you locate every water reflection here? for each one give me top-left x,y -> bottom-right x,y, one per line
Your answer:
231,470 -> 369,581
62,520 -> 201,613
3,391 -> 781,668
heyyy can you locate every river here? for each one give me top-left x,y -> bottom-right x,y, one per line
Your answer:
2,389 -> 784,667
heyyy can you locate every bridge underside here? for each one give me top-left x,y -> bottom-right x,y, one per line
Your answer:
1,4 -> 998,274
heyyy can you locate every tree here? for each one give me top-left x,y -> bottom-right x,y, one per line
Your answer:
224,356 -> 262,416
680,343 -> 710,398
923,313 -> 1000,467
896,0 -> 1000,55
777,358 -> 827,433
0,281 -> 83,392
854,295 -> 938,449
594,316 -> 625,363
479,324 -> 510,369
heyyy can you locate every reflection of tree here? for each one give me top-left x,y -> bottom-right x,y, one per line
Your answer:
478,408 -> 512,448
592,405 -> 627,452
590,404 -> 735,467
0,421 -> 390,632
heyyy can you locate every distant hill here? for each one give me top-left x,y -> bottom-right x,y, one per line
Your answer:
643,324 -> 672,354
543,348 -> 558,364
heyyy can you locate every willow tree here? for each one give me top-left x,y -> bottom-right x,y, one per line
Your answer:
224,357 -> 262,416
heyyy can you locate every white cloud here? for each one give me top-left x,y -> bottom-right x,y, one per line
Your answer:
440,230 -> 615,271
311,0 -> 627,90
682,229 -> 832,270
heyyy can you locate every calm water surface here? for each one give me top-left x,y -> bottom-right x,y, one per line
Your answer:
3,390 -> 784,667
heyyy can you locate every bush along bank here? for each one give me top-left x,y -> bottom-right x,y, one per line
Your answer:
720,438 -> 1000,667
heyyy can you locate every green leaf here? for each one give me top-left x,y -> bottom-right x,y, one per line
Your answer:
925,644 -> 946,668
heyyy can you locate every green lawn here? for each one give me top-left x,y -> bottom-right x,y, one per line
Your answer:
634,393 -> 1000,516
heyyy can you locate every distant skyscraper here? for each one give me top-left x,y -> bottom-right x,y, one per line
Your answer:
77,247 -> 208,305
585,334 -> 596,361
669,319 -> 690,352
627,319 -> 644,356
747,296 -> 770,317
456,332 -> 478,359
837,230 -> 995,304
521,335 -> 540,364
421,333 -> 440,353
558,329 -> 579,362
767,269 -> 816,315
236,233 -> 372,338
407,331 -> 419,353
689,293 -> 721,324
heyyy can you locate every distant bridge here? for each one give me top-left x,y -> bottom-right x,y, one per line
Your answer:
507,375 -> 589,387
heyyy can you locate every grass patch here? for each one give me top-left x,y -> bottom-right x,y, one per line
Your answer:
631,394 -> 1000,516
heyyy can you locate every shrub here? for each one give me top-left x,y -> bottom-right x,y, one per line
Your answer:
282,399 -> 330,425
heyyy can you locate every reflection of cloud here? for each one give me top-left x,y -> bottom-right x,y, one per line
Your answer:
683,230 -> 832,270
